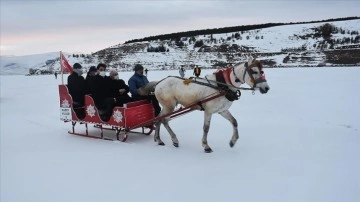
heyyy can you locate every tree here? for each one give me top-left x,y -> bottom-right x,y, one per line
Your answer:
320,23 -> 335,39
175,40 -> 184,47
159,45 -> 166,52
194,40 -> 204,48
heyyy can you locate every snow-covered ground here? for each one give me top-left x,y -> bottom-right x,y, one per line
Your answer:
1,67 -> 359,202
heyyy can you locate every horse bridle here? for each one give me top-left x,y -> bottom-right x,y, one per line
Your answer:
241,61 -> 267,88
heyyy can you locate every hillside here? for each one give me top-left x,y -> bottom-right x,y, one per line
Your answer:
0,52 -> 60,75
1,17 -> 359,75
95,18 -> 360,70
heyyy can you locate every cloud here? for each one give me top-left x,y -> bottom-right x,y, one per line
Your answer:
1,0 -> 359,56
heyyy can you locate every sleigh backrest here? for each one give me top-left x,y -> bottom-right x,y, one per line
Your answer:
82,95 -> 108,124
59,85 -> 81,121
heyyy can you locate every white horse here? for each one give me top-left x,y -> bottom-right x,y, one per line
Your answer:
150,56 -> 270,152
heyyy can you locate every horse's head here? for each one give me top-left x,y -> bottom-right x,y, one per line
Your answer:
243,57 -> 270,94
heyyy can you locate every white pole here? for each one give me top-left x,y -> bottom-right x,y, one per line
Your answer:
60,51 -> 64,85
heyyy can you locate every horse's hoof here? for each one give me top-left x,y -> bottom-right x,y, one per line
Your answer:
204,148 -> 213,153
229,141 -> 234,147
173,142 -> 179,147
158,142 -> 165,146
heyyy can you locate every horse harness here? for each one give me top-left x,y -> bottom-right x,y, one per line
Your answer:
214,70 -> 241,102
162,61 -> 267,109
243,61 -> 267,88
211,61 -> 266,101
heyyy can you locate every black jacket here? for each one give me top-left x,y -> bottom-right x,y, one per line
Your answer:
110,79 -> 132,104
87,75 -> 112,109
85,74 -> 96,95
110,79 -> 129,96
67,72 -> 86,105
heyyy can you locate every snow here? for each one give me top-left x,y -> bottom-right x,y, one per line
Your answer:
2,19 -> 359,75
0,52 -> 59,75
1,67 -> 359,202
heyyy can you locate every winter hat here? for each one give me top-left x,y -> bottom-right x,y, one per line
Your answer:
134,64 -> 144,71
73,63 -> 82,69
89,66 -> 97,72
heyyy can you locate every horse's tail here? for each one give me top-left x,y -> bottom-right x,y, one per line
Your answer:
137,81 -> 159,96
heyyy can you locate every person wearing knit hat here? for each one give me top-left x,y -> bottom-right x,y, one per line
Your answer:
133,64 -> 144,72
128,64 -> 161,116
72,63 -> 83,77
73,63 -> 82,69
67,63 -> 86,119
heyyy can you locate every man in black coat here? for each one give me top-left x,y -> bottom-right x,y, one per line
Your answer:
67,63 -> 86,119
87,63 -> 115,121
67,63 -> 86,107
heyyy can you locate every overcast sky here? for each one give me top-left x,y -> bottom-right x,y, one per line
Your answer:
0,0 -> 359,56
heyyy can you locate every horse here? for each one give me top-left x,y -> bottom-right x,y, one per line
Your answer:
144,56 -> 270,152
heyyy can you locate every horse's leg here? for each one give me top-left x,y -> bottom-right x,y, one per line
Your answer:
154,104 -> 177,146
154,119 -> 164,145
202,111 -> 213,153
218,110 -> 239,148
161,117 -> 179,147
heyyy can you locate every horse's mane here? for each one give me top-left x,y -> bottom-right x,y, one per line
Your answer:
233,59 -> 263,70
252,60 -> 263,70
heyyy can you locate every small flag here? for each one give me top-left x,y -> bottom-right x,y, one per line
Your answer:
60,52 -> 73,74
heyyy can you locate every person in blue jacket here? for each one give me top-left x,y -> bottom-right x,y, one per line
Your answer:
128,64 -> 161,116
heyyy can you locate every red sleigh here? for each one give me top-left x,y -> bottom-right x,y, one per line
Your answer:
59,85 -> 155,141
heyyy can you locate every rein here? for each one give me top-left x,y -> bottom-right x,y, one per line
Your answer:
191,77 -> 244,101
169,76 -> 253,91
168,76 -> 247,102
209,72 -> 254,91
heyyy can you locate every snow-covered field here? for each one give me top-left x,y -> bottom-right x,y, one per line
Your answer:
1,67 -> 359,202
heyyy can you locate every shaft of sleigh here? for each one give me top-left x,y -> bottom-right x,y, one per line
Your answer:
126,92 -> 226,131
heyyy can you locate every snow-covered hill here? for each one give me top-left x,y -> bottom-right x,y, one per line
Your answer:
0,52 -> 60,75
0,52 -> 89,75
101,19 -> 360,70
1,18 -> 359,75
